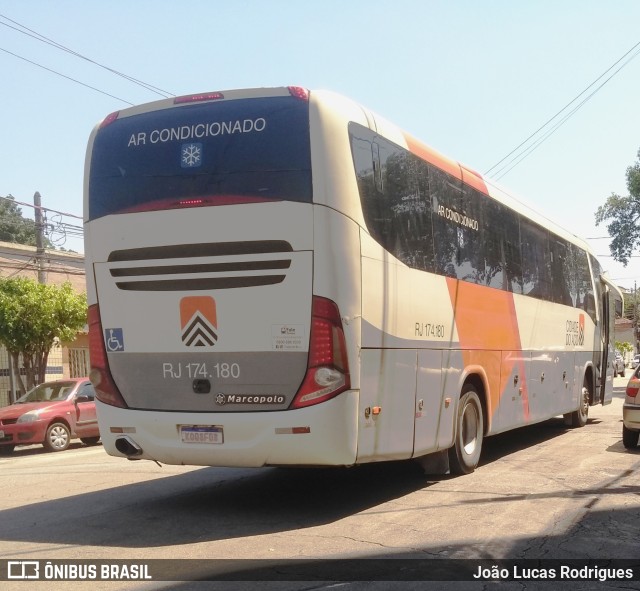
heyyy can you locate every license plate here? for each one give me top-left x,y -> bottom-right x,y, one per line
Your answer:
179,425 -> 223,444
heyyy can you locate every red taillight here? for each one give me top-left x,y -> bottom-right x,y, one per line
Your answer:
290,297 -> 350,409
174,92 -> 224,104
100,111 -> 120,128
627,378 -> 640,399
288,86 -> 309,101
88,304 -> 128,408
120,195 -> 276,214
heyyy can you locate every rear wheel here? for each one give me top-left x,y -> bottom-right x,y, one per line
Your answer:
566,383 -> 589,428
622,425 -> 639,449
448,385 -> 484,475
43,422 -> 71,452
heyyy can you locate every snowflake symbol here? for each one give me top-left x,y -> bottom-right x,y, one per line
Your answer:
181,143 -> 202,168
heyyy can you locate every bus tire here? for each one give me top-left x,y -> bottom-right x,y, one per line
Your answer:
567,383 -> 589,428
448,385 -> 484,475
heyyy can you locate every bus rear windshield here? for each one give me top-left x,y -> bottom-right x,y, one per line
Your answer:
88,96 -> 312,220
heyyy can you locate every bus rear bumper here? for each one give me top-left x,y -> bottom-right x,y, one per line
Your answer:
96,392 -> 359,467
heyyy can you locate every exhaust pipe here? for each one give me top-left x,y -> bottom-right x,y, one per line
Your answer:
115,436 -> 143,457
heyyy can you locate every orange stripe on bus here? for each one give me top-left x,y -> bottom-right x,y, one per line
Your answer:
460,165 -> 488,195
446,278 -> 530,421
404,134 -> 489,196
404,133 -> 461,180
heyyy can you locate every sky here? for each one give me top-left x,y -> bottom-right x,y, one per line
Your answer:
1,0 -> 639,289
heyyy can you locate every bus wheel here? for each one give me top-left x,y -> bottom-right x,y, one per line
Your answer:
567,384 -> 589,428
448,385 -> 484,475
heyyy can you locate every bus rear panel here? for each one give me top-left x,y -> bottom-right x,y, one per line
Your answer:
85,88 -> 358,466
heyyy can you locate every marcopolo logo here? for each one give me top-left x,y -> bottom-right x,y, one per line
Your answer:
215,393 -> 286,406
180,296 -> 218,347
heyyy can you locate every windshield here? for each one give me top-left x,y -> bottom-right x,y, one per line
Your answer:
89,95 -> 312,220
17,382 -> 76,403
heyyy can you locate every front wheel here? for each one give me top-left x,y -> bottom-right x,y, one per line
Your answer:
448,385 -> 484,475
43,422 -> 71,452
622,425 -> 639,449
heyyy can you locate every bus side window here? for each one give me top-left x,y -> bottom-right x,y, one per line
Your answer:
550,238 -> 573,306
520,221 -> 552,301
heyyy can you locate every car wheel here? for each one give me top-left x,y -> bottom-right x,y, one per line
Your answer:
0,445 -> 15,455
43,422 -> 71,452
622,425 -> 639,449
80,437 -> 101,446
448,385 -> 484,475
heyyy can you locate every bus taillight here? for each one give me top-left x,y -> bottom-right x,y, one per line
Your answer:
290,296 -> 350,409
99,111 -> 120,128
88,304 -> 129,408
288,86 -> 309,101
174,92 -> 224,104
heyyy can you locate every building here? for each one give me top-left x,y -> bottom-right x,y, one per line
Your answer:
0,241 -> 88,406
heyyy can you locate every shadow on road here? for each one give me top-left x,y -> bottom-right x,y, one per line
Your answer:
0,405 -> 637,553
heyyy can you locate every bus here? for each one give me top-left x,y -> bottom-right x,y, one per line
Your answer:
84,86 -> 622,474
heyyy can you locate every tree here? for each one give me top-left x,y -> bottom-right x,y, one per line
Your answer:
595,148 -> 640,265
624,289 -> 639,320
617,340 -> 634,360
0,194 -> 53,247
0,195 -> 38,246
0,278 -> 87,395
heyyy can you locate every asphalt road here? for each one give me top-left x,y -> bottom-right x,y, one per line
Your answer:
1,376 -> 638,591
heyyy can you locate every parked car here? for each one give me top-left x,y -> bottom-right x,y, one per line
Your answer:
0,378 -> 100,454
631,355 -> 640,370
623,365 -> 640,449
613,353 -> 626,378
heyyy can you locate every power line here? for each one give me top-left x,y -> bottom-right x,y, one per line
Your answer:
0,193 -> 82,220
0,13 -> 174,98
0,46 -> 135,106
485,39 -> 640,180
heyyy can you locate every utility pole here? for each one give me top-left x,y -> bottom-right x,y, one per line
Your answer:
633,281 -> 640,355
33,191 -> 46,284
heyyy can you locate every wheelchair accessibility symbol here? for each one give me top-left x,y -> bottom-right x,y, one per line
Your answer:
104,328 -> 125,352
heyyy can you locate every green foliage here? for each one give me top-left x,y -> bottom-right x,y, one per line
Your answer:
0,195 -> 37,246
624,290 -> 639,320
595,148 -> 640,266
0,194 -> 53,248
616,341 -> 634,357
0,277 -> 87,392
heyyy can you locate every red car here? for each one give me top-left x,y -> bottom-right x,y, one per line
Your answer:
623,365 -> 640,449
0,378 -> 100,454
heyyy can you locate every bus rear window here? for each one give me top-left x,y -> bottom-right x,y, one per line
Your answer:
88,96 -> 311,220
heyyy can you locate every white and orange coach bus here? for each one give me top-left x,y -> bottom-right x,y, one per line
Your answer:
84,86 -> 622,474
